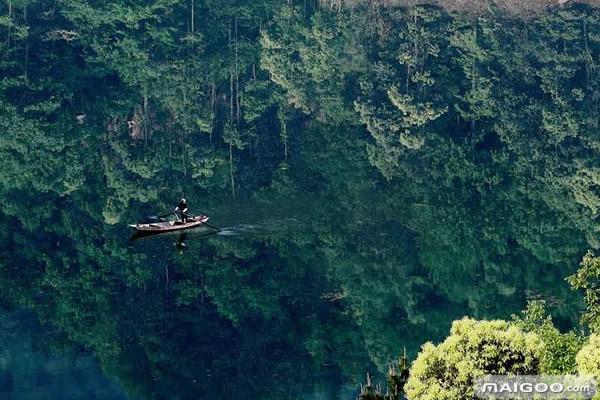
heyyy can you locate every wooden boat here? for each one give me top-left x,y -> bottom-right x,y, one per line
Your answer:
128,216 -> 210,233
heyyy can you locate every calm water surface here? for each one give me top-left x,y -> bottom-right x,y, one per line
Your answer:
0,194 -> 584,399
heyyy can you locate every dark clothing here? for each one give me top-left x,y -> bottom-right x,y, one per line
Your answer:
175,201 -> 189,223
176,201 -> 188,213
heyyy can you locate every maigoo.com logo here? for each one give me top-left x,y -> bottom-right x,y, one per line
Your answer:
474,375 -> 597,399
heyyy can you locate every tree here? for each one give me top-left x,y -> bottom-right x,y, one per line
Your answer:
512,300 -> 584,374
576,334 -> 600,383
568,251 -> 600,332
404,319 -> 544,400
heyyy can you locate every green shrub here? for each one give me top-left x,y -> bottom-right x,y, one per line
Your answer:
512,300 -> 584,374
405,318 -> 544,400
576,334 -> 600,400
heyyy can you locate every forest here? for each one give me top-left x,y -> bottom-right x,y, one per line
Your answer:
0,0 -> 599,399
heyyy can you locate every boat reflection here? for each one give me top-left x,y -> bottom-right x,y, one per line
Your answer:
129,227 -> 218,248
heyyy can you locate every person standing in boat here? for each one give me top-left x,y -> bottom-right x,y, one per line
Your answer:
174,198 -> 189,223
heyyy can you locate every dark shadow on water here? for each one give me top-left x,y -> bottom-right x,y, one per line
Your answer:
128,227 -> 218,242
129,216 -> 305,243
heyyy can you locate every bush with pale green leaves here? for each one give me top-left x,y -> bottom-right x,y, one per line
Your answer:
577,334 -> 600,379
404,318 -> 544,400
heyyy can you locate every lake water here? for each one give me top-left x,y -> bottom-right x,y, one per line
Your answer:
0,188 -> 585,399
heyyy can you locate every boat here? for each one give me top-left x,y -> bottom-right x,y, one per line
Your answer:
128,215 -> 210,233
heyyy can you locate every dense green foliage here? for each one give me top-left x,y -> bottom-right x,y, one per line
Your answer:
569,251 -> 600,332
360,300 -> 588,400
512,301 -> 584,374
0,0 -> 599,398
364,255 -> 600,400
577,334 -> 600,381
404,318 -> 544,400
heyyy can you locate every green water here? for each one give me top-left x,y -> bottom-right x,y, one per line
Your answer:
0,138 -> 588,398
1,1 -> 598,399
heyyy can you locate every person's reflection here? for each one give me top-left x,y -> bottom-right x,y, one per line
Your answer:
175,233 -> 188,252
